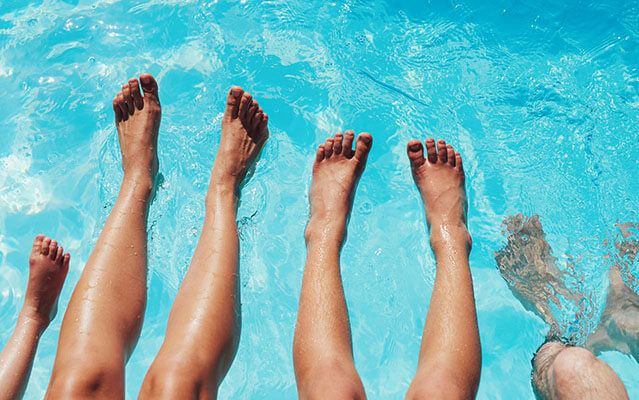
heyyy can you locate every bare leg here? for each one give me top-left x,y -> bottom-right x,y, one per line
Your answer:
0,236 -> 69,400
46,74 -> 161,399
532,341 -> 629,400
139,87 -> 268,399
405,138 -> 481,399
293,130 -> 372,400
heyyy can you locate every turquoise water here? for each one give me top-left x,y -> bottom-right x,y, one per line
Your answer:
1,0 -> 638,398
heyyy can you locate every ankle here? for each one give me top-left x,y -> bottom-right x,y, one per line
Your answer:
122,171 -> 155,194
429,223 -> 472,255
304,216 -> 347,246
18,306 -> 49,333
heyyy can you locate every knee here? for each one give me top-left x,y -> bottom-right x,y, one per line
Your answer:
47,363 -> 123,397
139,364 -> 215,400
296,359 -> 366,400
550,347 -> 597,387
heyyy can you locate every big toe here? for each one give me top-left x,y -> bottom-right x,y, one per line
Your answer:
139,73 -> 160,105
224,86 -> 244,120
353,132 -> 372,164
407,139 -> 425,168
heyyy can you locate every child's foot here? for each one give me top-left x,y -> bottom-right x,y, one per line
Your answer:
112,73 -> 161,190
406,138 -> 470,247
23,235 -> 70,327
305,130 -> 373,242
210,86 -> 269,191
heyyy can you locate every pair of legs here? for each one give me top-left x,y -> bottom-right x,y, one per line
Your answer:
496,215 -> 639,399
45,75 -> 269,398
293,137 -> 481,399
0,236 -> 69,400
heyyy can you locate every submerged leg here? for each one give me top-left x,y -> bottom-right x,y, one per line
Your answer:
293,130 -> 372,400
0,235 -> 69,400
405,139 -> 481,399
46,74 -> 161,399
532,341 -> 628,400
139,87 -> 268,399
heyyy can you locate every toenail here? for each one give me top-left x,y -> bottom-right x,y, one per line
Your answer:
231,88 -> 242,98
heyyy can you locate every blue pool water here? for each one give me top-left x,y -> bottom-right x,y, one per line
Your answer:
1,0 -> 638,398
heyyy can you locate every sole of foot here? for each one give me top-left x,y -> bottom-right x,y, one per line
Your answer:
406,138 -> 470,249
305,130 -> 372,242
24,235 -> 70,327
210,86 -> 269,193
112,73 -> 162,190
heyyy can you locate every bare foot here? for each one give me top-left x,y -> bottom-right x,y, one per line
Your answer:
407,138 -> 470,247
23,235 -> 70,327
210,86 -> 269,191
305,130 -> 373,242
112,73 -> 161,189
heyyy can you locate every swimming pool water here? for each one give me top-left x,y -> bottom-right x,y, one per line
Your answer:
1,0 -> 638,398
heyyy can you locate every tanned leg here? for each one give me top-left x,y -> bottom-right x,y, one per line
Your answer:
139,87 -> 268,399
293,130 -> 372,400
45,74 -> 161,399
0,235 -> 69,400
405,138 -> 481,400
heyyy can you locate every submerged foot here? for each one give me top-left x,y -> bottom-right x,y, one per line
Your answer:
305,130 -> 373,242
407,138 -> 470,248
112,73 -> 161,190
210,86 -> 269,192
23,235 -> 70,327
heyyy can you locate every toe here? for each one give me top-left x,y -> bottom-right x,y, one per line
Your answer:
354,132 -> 373,164
246,100 -> 258,121
407,139 -> 426,169
139,73 -> 160,105
333,132 -> 343,155
32,235 -> 45,251
425,138 -> 437,163
455,152 -> 463,170
113,97 -> 122,123
259,113 -> 268,133
49,240 -> 58,260
117,92 -> 128,121
63,253 -> 70,271
122,84 -> 133,115
324,137 -> 334,158
315,144 -> 325,163
343,130 -> 355,157
225,86 -> 244,120
251,107 -> 263,131
41,237 -> 51,256
239,92 -> 253,121
447,145 -> 455,166
55,246 -> 64,262
437,139 -> 447,163
129,78 -> 144,110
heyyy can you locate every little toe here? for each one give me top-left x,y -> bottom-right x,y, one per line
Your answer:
447,145 -> 455,167
259,113 -> 268,132
129,78 -> 144,110
343,130 -> 355,157
63,253 -> 70,270
41,237 -> 51,256
455,152 -> 463,170
113,97 -> 122,122
437,139 -> 447,163
333,132 -> 344,155
354,132 -> 373,164
224,86 -> 244,120
324,137 -> 334,158
407,139 -> 426,169
239,92 -> 253,121
425,138 -> 437,163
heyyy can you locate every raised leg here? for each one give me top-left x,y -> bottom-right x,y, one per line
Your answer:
0,235 -> 69,400
293,130 -> 372,400
139,86 -> 268,399
405,138 -> 481,399
45,74 -> 161,399
532,341 -> 628,400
